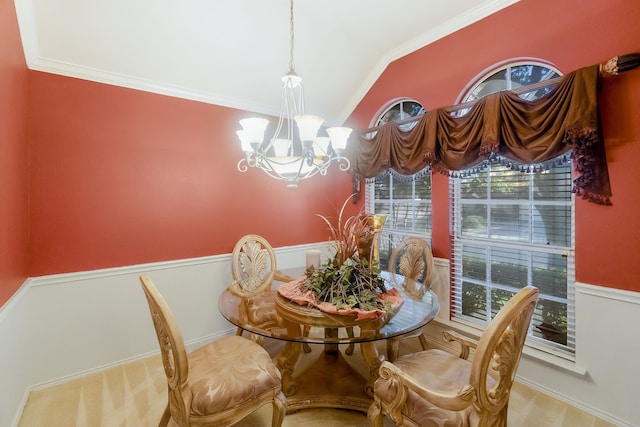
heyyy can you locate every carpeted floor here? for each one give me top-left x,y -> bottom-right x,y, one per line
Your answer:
18,338 -> 616,427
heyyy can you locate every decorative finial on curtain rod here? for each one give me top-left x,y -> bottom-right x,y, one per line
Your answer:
599,52 -> 640,77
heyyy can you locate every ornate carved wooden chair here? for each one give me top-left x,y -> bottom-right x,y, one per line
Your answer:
140,274 -> 287,427
368,286 -> 539,427
231,234 -> 295,343
386,237 -> 434,362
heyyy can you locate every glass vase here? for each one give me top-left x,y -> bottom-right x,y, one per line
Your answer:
356,214 -> 387,266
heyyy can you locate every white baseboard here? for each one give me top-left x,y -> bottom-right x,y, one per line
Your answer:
513,375 -> 633,427
422,267 -> 640,427
0,243 -> 326,427
2,249 -> 638,427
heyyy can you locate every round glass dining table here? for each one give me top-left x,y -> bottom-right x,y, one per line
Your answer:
218,269 -> 439,414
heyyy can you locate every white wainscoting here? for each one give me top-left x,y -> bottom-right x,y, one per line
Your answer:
0,242 -> 327,427
1,247 -> 638,426
424,259 -> 640,427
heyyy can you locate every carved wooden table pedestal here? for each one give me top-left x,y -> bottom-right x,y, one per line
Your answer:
275,295 -> 386,413
218,272 -> 439,414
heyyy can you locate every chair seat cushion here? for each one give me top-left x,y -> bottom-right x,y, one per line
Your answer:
244,292 -> 280,328
187,335 -> 282,416
374,349 -> 494,426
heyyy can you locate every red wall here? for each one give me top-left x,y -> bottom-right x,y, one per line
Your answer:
27,74 -> 355,276
347,0 -> 640,292
2,0 -> 639,308
0,0 -> 30,306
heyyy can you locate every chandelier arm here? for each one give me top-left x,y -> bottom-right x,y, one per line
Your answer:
302,162 -> 330,178
262,156 -> 301,177
337,157 -> 351,172
237,158 -> 249,173
338,157 -> 351,172
234,0 -> 352,189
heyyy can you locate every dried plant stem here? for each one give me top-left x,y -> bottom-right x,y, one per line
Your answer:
305,195 -> 391,313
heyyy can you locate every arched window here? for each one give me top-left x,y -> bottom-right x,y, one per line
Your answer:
373,99 -> 425,131
451,60 -> 575,356
366,99 -> 431,270
461,60 -> 561,102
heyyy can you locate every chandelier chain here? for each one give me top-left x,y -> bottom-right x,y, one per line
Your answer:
288,0 -> 295,73
234,0 -> 352,189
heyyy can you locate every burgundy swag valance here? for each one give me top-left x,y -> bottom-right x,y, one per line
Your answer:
348,54 -> 639,206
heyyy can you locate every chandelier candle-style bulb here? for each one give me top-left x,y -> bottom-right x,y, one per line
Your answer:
234,0 -> 351,188
239,118 -> 269,148
271,138 -> 292,157
326,127 -> 352,153
294,115 -> 324,141
235,130 -> 252,153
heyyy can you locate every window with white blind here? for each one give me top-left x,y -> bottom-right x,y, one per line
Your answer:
451,61 -> 575,357
368,172 -> 432,271
365,99 -> 431,271
451,161 -> 575,355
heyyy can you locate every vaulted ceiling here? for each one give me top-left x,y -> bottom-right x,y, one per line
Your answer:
14,0 -> 518,125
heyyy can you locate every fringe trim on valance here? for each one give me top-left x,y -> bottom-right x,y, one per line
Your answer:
369,150 -> 574,182
366,166 -> 433,183
362,125 -> 612,206
565,126 -> 612,205
349,64 -> 616,206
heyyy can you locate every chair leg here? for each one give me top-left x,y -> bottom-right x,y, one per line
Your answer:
159,403 -> 171,427
418,332 -> 429,350
272,391 -> 287,427
345,327 -> 355,355
367,398 -> 384,427
302,326 -> 312,353
249,334 -> 265,346
386,337 -> 400,362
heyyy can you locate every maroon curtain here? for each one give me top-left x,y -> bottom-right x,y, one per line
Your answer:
349,65 -> 612,205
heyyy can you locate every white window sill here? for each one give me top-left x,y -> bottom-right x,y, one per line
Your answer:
426,318 -> 587,376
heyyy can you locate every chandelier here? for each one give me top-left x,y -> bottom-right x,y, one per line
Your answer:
235,0 -> 352,189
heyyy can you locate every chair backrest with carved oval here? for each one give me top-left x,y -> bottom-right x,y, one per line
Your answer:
231,234 -> 277,295
469,286 -> 539,416
140,274 -> 192,425
388,237 -> 433,299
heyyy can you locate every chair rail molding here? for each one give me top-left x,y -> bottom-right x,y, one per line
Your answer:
0,241 -> 324,427
422,260 -> 639,427
1,248 -> 638,427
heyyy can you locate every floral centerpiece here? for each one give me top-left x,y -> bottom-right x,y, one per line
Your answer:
278,196 -> 402,319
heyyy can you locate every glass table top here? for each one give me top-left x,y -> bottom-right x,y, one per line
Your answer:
218,269 -> 439,344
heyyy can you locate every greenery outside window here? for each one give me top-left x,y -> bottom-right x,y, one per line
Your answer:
366,99 -> 431,270
368,172 -> 432,270
451,61 -> 576,357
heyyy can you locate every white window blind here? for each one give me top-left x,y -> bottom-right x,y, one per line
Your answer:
366,98 -> 431,272
367,171 -> 432,271
451,160 -> 575,356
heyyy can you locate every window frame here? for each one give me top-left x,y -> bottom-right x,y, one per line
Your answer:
365,98 -> 432,271
451,161 -> 576,358
371,98 -> 426,131
450,60 -> 576,359
455,58 -> 562,104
